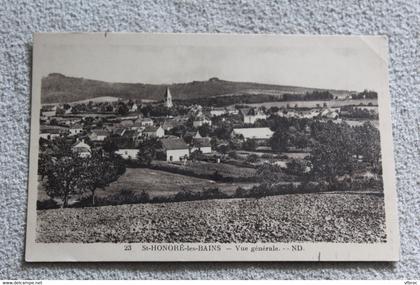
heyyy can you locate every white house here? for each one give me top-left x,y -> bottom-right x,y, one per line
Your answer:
239,108 -> 267,124
88,129 -> 109,142
193,115 -> 212,127
40,129 -> 62,140
69,124 -> 83,136
232,127 -> 274,140
319,108 -> 339,119
210,108 -> 227,117
120,120 -> 134,128
135,118 -> 154,127
115,149 -> 139,160
41,105 -> 57,117
143,126 -> 165,138
71,140 -> 91,158
129,103 -> 138,113
161,138 -> 190,162
62,117 -> 80,126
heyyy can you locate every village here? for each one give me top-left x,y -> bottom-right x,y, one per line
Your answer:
37,86 -> 382,208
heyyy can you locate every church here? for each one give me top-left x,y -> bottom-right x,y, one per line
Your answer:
164,87 -> 173,108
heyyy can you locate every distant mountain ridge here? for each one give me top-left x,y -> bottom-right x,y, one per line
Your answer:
41,73 -> 352,104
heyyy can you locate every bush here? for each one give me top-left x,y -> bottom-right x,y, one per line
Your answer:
228,151 -> 238,159
246,154 -> 259,164
234,187 -> 249,198
37,199 -> 59,210
261,153 -> 273,159
95,188 -> 152,206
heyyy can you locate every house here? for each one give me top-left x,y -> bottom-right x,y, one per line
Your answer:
239,108 -> 267,124
193,115 -> 212,127
161,138 -> 190,162
62,117 -> 81,126
300,110 -> 320,119
69,124 -> 83,136
71,139 -> 91,158
319,108 -> 339,119
120,120 -> 134,128
128,102 -> 138,113
210,107 -> 227,117
143,126 -> 164,138
122,129 -> 141,143
232,127 -> 274,140
193,131 -> 202,139
40,128 -> 65,140
88,129 -> 109,142
41,105 -> 57,117
134,118 -> 154,127
115,148 -> 139,160
112,128 -> 126,137
64,107 -> 73,115
162,119 -> 176,131
191,137 -> 212,154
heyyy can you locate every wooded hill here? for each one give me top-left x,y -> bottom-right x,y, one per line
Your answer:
41,73 -> 352,104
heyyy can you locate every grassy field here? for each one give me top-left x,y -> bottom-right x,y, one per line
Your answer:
97,168 -> 255,198
37,193 -> 386,243
151,161 -> 257,181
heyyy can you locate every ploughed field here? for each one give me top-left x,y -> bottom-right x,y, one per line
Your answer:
37,193 -> 386,243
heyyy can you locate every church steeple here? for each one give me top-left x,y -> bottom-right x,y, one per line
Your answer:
164,87 -> 173,108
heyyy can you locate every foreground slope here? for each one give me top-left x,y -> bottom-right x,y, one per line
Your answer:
36,193 -> 386,243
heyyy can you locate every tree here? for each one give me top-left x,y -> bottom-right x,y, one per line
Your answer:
38,152 -> 51,180
44,153 -> 87,208
242,138 -> 257,151
310,122 -> 357,183
198,124 -> 211,137
137,137 -> 160,166
286,159 -> 312,176
117,102 -> 129,115
269,131 -> 289,152
103,137 -> 118,155
190,149 -> 204,161
246,154 -> 259,164
81,153 -> 126,206
256,163 -> 283,186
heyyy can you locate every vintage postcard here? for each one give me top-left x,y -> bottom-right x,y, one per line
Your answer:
26,33 -> 399,261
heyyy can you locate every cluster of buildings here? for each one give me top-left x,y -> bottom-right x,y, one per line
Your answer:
40,88 -> 215,162
40,87 -> 365,163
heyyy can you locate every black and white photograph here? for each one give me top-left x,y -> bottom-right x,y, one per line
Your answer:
25,33 -> 399,261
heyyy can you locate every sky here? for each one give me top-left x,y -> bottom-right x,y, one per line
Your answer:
35,33 -> 389,93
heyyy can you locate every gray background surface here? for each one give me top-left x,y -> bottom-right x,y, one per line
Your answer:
0,0 -> 419,279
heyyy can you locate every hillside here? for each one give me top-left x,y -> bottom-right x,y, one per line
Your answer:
41,73 -> 351,104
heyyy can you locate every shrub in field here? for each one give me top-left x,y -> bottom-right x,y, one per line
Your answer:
174,190 -> 195,202
246,154 -> 259,164
285,159 -> 312,176
234,186 -> 249,198
228,151 -> 238,159
328,178 -> 383,193
96,188 -> 151,206
138,190 -> 151,203
173,187 -> 227,202
261,153 -> 273,159
37,199 -> 59,210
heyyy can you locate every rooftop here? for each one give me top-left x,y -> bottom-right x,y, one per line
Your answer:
161,138 -> 189,150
